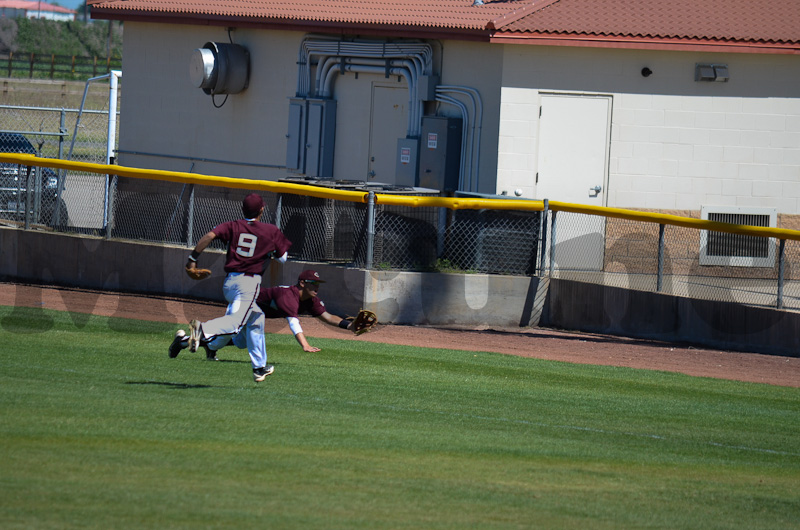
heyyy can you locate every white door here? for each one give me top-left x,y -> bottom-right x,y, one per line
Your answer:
368,84 -> 408,184
536,94 -> 611,271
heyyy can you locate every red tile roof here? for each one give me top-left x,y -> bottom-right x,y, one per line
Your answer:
497,0 -> 800,51
88,0 -> 800,53
87,0 -> 526,30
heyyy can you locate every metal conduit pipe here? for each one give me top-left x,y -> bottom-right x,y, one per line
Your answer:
322,62 -> 415,98
316,56 -> 422,128
323,63 -> 417,138
298,38 -> 432,97
436,86 -> 482,192
434,94 -> 470,191
297,34 -> 341,95
435,92 -> 473,190
331,41 -> 432,72
319,56 -> 424,136
311,55 -> 423,135
436,87 -> 482,191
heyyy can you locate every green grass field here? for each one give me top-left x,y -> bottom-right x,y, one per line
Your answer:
1,304 -> 799,529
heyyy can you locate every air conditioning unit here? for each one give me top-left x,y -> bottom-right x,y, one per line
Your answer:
699,206 -> 777,267
278,193 -> 366,262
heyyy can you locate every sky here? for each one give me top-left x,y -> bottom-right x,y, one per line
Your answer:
52,0 -> 85,11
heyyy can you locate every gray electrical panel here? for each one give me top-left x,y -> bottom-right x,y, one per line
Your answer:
395,137 -> 419,188
418,116 -> 462,191
286,98 -> 337,178
305,99 -> 337,179
286,98 -> 307,172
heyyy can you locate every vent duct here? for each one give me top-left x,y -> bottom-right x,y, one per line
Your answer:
190,42 -> 250,95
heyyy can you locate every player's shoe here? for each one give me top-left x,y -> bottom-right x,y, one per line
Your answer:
203,345 -> 219,361
168,329 -> 187,358
253,365 -> 275,382
188,319 -> 202,353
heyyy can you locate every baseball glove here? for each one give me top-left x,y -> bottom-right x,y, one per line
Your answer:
350,309 -> 378,336
185,264 -> 212,281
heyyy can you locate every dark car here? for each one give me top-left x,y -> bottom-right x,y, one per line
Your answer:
0,133 -> 66,226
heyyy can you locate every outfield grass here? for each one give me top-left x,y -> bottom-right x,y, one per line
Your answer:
1,305 -> 799,529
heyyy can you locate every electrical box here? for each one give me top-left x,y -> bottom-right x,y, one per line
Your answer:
286,98 -> 307,172
418,116 -> 462,191
418,75 -> 440,101
395,138 -> 419,188
305,99 -> 337,179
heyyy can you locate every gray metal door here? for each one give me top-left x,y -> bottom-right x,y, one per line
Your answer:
368,84 -> 408,184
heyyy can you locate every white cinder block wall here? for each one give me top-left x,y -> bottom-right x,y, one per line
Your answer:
497,45 -> 800,215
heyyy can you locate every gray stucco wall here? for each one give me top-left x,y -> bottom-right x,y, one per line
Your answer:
2,228 -> 797,357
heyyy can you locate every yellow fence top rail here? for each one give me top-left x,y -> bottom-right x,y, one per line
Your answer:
548,200 -> 800,241
4,153 -> 800,241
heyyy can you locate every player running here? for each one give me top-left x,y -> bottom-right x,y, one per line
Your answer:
176,193 -> 291,382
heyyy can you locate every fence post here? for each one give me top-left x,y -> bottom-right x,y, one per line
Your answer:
7,51 -> 11,77
777,239 -> 786,309
549,209 -> 558,275
437,206 -> 447,259
186,184 -> 196,246
29,53 -> 34,78
365,191 -> 376,270
50,54 -> 55,79
275,194 -> 283,229
105,175 -> 117,240
54,109 -> 66,226
23,165 -> 33,229
657,223 -> 666,292
538,199 -> 549,276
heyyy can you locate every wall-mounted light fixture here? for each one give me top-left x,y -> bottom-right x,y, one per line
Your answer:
695,63 -> 729,82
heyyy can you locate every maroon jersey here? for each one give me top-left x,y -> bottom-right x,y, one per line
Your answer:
257,285 -> 327,319
212,219 -> 292,275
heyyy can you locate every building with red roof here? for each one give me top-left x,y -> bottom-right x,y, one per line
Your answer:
87,0 -> 800,241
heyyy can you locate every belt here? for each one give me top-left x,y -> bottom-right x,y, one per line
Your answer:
228,272 -> 260,278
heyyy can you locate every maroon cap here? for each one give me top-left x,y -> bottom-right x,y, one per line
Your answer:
242,193 -> 264,218
298,270 -> 325,283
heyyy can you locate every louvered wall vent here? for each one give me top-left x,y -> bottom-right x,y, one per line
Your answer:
699,206 -> 777,267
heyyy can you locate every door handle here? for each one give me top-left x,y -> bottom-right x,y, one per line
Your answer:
589,185 -> 602,197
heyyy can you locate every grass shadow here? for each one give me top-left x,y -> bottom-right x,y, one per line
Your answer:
125,380 -> 215,389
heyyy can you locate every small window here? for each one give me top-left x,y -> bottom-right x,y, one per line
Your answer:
699,206 -> 777,267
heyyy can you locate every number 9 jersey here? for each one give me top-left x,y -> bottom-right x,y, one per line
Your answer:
213,218 -> 292,275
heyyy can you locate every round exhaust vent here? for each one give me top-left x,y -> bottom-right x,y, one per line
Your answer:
189,42 -> 250,95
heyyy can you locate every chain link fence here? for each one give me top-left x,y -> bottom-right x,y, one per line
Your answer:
91,176 -> 800,312
546,210 -> 800,311
0,103 -> 116,231
2,118 -> 799,313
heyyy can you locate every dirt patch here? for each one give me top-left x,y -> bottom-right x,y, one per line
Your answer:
2,281 -> 798,388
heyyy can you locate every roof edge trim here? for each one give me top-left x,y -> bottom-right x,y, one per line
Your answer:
490,34 -> 800,55
90,10 -> 492,40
